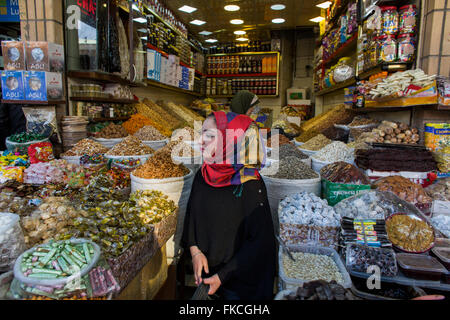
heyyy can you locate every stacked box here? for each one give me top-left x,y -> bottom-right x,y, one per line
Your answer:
25,42 -> 65,72
1,41 -> 26,70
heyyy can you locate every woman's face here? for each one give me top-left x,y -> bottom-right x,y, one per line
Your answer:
201,117 -> 219,161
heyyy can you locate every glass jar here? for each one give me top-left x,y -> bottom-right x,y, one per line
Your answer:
399,5 -> 417,34
398,33 -> 416,63
378,34 -> 397,63
333,57 -> 355,83
381,6 -> 399,35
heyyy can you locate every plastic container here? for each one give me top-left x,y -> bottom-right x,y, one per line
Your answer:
278,243 -> 352,291
378,34 -> 397,63
399,5 -> 417,33
0,212 -> 26,273
92,137 -> 124,149
350,278 -> 427,300
13,239 -> 101,286
345,243 -> 398,277
142,139 -> 169,151
431,247 -> 450,270
396,253 -> 447,281
381,6 -> 399,35
398,33 -> 416,63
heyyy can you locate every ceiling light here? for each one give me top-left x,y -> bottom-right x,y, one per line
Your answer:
190,19 -> 206,25
140,36 -> 147,40
309,16 -> 325,22
271,4 -> 286,10
199,31 -> 213,35
179,5 -> 197,13
272,18 -> 285,24
224,5 -> 240,11
236,37 -> 248,41
234,30 -> 246,35
230,19 -> 244,25
316,1 -> 332,9
205,39 -> 218,43
137,28 -> 148,33
133,17 -> 147,24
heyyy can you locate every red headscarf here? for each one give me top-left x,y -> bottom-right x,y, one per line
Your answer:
201,111 -> 264,188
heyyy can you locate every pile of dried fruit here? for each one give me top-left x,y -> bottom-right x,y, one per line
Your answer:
105,136 -> 154,156
62,139 -> 108,157
321,162 -> 370,184
134,126 -> 166,141
133,152 -> 189,179
122,114 -> 155,135
357,121 -> 420,145
386,214 -> 434,252
301,134 -> 332,151
96,123 -> 128,139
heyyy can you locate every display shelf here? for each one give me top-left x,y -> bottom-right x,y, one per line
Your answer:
145,79 -> 203,97
318,0 -> 351,44
358,63 -> 409,80
206,95 -> 278,98
67,71 -> 142,87
143,4 -> 187,40
353,104 -> 450,112
70,97 -> 137,104
206,72 -> 277,78
206,51 -> 279,57
147,43 -> 169,58
1,99 -> 66,105
315,78 -> 357,96
322,33 -> 358,66
90,116 -> 131,123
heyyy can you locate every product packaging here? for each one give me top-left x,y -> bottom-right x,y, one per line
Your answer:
22,106 -> 58,139
25,41 -> 65,72
1,41 -> 26,70
23,71 -> 63,101
1,70 -> 24,100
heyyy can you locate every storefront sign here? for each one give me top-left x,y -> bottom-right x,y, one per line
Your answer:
77,0 -> 97,18
0,0 -> 20,22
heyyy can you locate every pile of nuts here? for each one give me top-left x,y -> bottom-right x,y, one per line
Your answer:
282,252 -> 344,285
106,136 -> 154,156
357,121 -> 420,145
312,141 -> 354,163
62,139 -> 108,157
134,126 -> 166,141
156,140 -> 199,158
21,197 -> 88,246
96,123 -> 128,139
133,152 -> 189,179
301,134 -> 332,151
267,134 -> 291,147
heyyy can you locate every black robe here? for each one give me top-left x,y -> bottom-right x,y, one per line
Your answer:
182,170 -> 276,300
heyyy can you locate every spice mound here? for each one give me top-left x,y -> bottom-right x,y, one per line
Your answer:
122,114 -> 154,135
301,134 -> 332,151
134,126 -> 165,141
282,252 -> 344,285
133,152 -> 189,179
386,214 -> 434,252
321,162 -> 370,184
106,136 -> 154,156
313,141 -> 354,163
96,123 -> 128,139
266,156 -> 318,180
62,139 -> 108,157
270,143 -> 308,159
284,280 -> 358,300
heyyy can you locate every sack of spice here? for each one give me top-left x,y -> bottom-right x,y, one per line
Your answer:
372,175 -> 433,216
320,162 -> 371,206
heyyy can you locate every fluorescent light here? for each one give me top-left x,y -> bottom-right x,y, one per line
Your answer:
179,5 -> 197,13
309,16 -> 325,22
272,18 -> 285,23
205,39 -> 218,43
230,19 -> 244,25
316,1 -> 332,9
190,19 -> 206,25
140,36 -> 147,40
236,37 -> 248,41
224,5 -> 240,11
234,30 -> 246,35
132,4 -> 140,11
199,31 -> 213,35
137,28 -> 148,33
133,17 -> 147,24
271,4 -> 286,10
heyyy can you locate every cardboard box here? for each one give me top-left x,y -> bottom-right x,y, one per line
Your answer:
1,71 -> 25,100
25,41 -> 65,72
1,41 -> 26,70
24,71 -> 63,101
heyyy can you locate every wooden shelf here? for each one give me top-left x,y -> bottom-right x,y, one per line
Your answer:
90,116 -> 131,123
318,0 -> 351,43
67,71 -> 142,87
352,104 -> 450,112
1,99 -> 66,105
315,78 -> 356,96
322,33 -> 358,66
357,63 -> 409,80
206,95 -> 278,98
207,72 -> 277,78
145,79 -> 203,97
147,43 -> 169,58
70,97 -> 137,104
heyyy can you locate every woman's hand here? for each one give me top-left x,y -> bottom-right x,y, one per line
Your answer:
203,274 -> 221,295
190,246 -> 209,286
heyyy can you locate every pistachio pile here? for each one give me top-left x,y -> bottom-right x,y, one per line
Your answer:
96,123 -> 128,139
134,126 -> 166,141
106,136 -> 154,156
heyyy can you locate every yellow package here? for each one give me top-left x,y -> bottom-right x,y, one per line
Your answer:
0,166 -> 25,183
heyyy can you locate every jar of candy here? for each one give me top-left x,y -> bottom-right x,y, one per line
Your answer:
399,5 -> 417,33
381,6 -> 398,35
378,34 -> 397,63
398,33 -> 416,63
